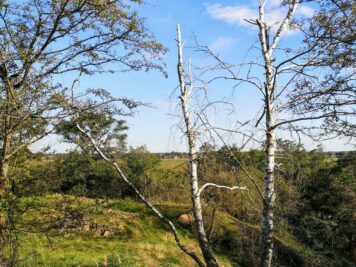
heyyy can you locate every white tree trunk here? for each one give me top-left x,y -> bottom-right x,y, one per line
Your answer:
176,24 -> 218,267
261,100 -> 276,267
257,2 -> 298,266
260,32 -> 276,267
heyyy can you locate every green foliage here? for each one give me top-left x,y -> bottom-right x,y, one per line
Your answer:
8,152 -> 122,199
54,153 -> 123,199
196,141 -> 355,266
295,0 -> 356,137
57,112 -> 129,154
122,147 -> 160,197
4,142 -> 356,266
292,154 -> 356,266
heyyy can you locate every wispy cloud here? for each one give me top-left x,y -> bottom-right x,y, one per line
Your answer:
297,6 -> 314,18
206,4 -> 257,28
206,2 -> 314,35
209,36 -> 236,53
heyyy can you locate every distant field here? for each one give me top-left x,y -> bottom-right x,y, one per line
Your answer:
159,159 -> 188,170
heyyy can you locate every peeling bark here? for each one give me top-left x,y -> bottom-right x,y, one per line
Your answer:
256,1 -> 299,266
176,24 -> 218,267
260,105 -> 276,267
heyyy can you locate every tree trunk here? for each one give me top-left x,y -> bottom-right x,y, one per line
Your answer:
176,24 -> 218,267
260,113 -> 276,267
190,149 -> 218,267
257,2 -> 298,266
0,136 -> 10,267
260,47 -> 276,267
0,133 -> 11,185
0,103 -> 12,267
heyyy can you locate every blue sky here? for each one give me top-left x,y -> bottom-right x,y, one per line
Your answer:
36,0 -> 354,153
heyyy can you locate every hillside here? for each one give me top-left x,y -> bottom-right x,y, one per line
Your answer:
15,195 -> 233,267
12,193 -> 324,267
4,153 -> 355,266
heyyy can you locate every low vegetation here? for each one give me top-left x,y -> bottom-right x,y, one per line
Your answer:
2,145 -> 355,266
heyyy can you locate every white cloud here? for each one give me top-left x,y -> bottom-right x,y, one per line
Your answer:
206,3 -> 314,35
296,6 -> 314,18
206,4 -> 256,27
206,4 -> 287,30
209,36 -> 236,52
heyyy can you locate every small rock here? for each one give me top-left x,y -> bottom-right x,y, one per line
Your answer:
177,213 -> 194,225
103,230 -> 111,237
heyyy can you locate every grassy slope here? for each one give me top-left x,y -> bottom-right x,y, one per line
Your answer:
15,159 -> 319,266
16,195 -> 315,267
16,196 -> 232,267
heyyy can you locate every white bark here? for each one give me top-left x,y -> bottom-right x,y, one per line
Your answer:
260,103 -> 276,267
198,183 -> 247,197
257,1 -> 299,267
176,24 -> 218,267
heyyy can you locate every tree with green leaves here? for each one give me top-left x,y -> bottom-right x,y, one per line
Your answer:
57,91 -> 130,155
123,147 -> 160,197
0,0 -> 166,264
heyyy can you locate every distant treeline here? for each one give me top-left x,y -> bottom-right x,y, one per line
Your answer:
24,148 -> 356,161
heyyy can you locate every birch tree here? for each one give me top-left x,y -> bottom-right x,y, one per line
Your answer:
185,0 -> 354,266
176,25 -> 247,267
255,1 -> 295,264
177,25 -> 218,267
254,3 -> 355,263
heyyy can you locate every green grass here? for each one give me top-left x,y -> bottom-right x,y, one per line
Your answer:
13,195 -> 233,267
159,159 -> 188,170
11,194 -> 318,266
19,234 -> 194,266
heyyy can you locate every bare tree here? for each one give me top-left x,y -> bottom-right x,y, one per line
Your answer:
254,2 -> 355,263
254,1 -> 299,265
176,25 -> 247,267
178,1 -> 354,266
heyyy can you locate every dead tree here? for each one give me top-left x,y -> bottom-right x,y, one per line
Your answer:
176,25 -> 247,267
